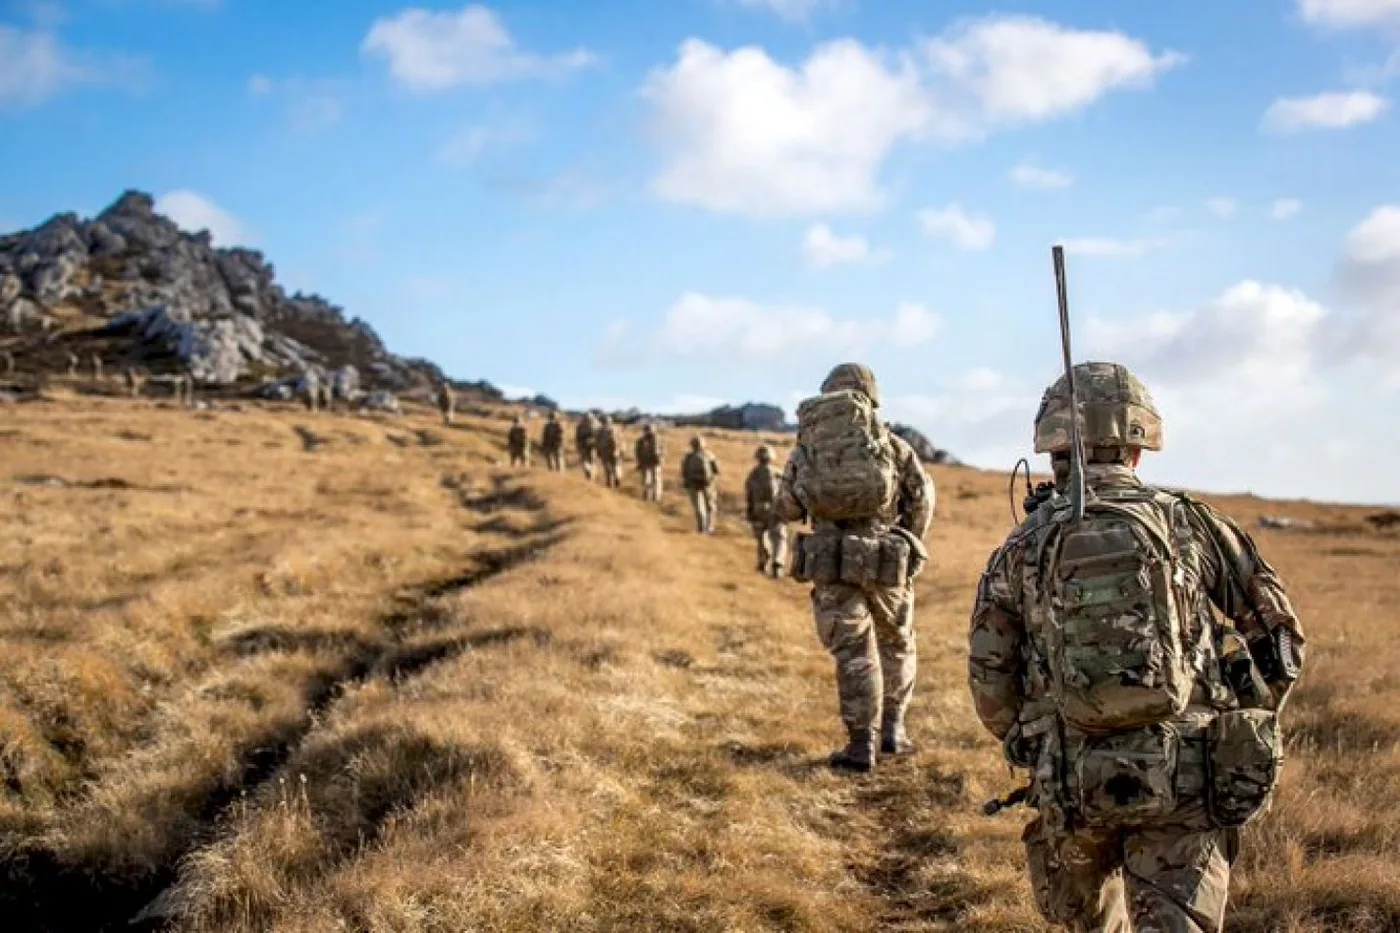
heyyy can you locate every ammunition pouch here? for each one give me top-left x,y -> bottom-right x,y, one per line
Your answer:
790,529 -> 921,587
1205,709 -> 1282,828
1074,724 -> 1181,827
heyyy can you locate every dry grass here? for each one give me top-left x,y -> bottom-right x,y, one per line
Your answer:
1,387 -> 1396,932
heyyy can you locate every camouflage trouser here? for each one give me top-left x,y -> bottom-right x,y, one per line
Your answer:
1024,814 -> 1236,933
441,408 -> 454,426
751,520 -> 788,575
543,448 -> 563,472
578,448 -> 596,481
601,457 -> 621,488
640,465 -> 663,502
509,448 -> 529,468
810,581 -> 916,734
687,486 -> 716,533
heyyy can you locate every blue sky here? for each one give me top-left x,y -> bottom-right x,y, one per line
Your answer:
3,0 -> 1400,503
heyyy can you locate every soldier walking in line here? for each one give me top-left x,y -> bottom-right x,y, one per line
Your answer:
635,423 -> 665,502
745,445 -> 788,577
303,370 -> 321,412
437,380 -> 456,426
91,353 -> 103,381
66,351 -> 80,377
575,412 -> 599,482
597,415 -> 622,488
681,436 -> 721,534
507,414 -> 530,468
541,411 -> 565,472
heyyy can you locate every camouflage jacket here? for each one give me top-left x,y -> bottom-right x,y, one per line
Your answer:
541,421 -> 564,451
634,435 -> 663,468
774,432 -> 935,539
744,463 -> 784,522
968,464 -> 1307,745
507,425 -> 527,453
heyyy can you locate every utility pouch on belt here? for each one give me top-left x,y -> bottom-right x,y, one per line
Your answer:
839,534 -> 882,586
1206,709 -> 1282,828
876,533 -> 910,587
793,533 -> 842,584
1075,724 -> 1179,826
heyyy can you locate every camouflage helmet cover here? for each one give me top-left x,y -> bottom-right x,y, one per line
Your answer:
642,422 -> 655,434
820,363 -> 880,407
756,444 -> 773,461
1034,361 -> 1163,453
690,436 -> 704,450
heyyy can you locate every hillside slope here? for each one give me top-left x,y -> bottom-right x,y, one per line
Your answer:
1,393 -> 1397,932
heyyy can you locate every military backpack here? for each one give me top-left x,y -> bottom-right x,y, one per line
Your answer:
791,389 -> 898,522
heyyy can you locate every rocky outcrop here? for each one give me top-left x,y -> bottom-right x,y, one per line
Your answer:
890,423 -> 960,465
673,402 -> 787,432
0,190 -> 468,391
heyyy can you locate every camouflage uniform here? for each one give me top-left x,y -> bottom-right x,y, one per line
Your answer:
437,381 -> 456,426
745,446 -> 788,577
776,364 -> 935,770
541,413 -> 565,472
968,363 -> 1306,933
507,416 -> 530,468
597,416 -> 622,488
682,438 -> 720,533
635,424 -> 665,502
576,414 -> 599,482
124,367 -> 141,398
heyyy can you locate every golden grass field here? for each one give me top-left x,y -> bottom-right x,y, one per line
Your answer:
1,386 -> 1397,932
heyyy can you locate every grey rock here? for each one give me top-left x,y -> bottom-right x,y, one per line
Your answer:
890,423 -> 960,466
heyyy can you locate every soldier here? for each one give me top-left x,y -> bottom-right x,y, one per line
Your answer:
124,367 -> 142,398
775,363 -> 934,773
437,380 -> 456,426
635,423 -> 665,502
91,353 -> 103,381
597,415 -> 622,488
968,362 -> 1306,932
303,370 -> 321,412
541,411 -> 566,472
745,445 -> 788,577
575,412 -> 599,482
681,436 -> 721,534
66,351 -> 80,377
507,414 -> 530,468
318,380 -> 334,413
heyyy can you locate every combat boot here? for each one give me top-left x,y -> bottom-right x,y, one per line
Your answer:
829,728 -> 876,774
880,717 -> 915,756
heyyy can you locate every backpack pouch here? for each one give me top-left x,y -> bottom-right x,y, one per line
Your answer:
1075,723 -> 1180,827
876,533 -> 911,587
1206,709 -> 1282,828
839,534 -> 883,586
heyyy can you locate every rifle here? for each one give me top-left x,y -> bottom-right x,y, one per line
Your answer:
982,784 -> 1030,816
1051,245 -> 1086,525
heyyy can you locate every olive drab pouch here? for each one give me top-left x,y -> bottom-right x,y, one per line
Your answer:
1206,709 -> 1282,828
1044,491 -> 1196,733
1075,723 -> 1180,827
839,534 -> 883,586
876,532 -> 910,587
795,533 -> 842,584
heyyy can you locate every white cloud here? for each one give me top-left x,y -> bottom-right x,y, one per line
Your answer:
154,190 -> 251,246
1299,0 -> 1400,29
1271,199 -> 1303,221
802,223 -> 889,267
1059,236 -> 1170,258
736,0 -> 832,23
437,122 -> 535,165
247,74 -> 274,96
600,293 -> 941,366
0,24 -> 144,109
920,16 -> 1185,126
1336,206 -> 1400,358
643,17 -> 1180,217
918,203 -> 995,250
1205,197 -> 1238,219
362,4 -> 595,91
643,39 -> 931,216
1262,91 -> 1388,133
247,75 -> 345,133
1010,161 -> 1073,189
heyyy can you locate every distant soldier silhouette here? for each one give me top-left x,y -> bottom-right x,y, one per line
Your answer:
91,354 -> 103,381
745,445 -> 788,577
303,370 -> 321,412
575,412 -> 599,482
437,380 -> 455,426
597,415 -> 622,488
635,423 -> 665,502
541,411 -> 565,472
66,351 -> 79,377
681,436 -> 721,534
507,415 -> 530,468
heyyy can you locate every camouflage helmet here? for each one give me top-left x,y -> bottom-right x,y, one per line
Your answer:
821,363 -> 880,407
1033,361 -> 1163,454
755,445 -> 773,462
642,422 -> 655,434
690,436 -> 704,451
601,414 -> 612,426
